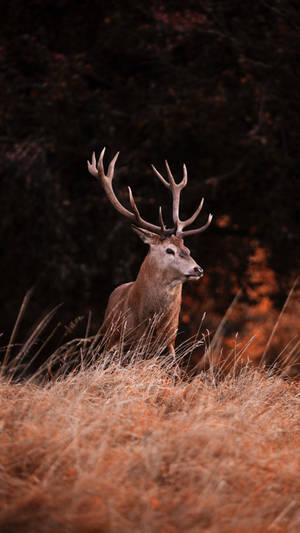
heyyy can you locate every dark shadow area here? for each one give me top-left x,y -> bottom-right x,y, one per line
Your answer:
1,1 -> 299,369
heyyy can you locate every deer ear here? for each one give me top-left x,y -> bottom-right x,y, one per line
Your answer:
131,226 -> 158,245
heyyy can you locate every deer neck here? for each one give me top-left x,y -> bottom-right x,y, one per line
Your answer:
135,253 -> 183,294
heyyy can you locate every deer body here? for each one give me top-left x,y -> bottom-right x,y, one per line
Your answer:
87,148 -> 212,354
102,273 -> 182,352
102,234 -> 202,352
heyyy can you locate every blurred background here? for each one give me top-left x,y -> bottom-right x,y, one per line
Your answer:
1,1 -> 299,370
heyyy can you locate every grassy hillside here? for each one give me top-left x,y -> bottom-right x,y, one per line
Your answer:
0,348 -> 299,533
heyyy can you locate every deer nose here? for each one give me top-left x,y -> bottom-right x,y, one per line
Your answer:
193,266 -> 203,276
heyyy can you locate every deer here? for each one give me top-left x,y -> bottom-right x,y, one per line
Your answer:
87,148 -> 212,357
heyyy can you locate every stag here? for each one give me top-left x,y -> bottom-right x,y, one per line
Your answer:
87,148 -> 212,355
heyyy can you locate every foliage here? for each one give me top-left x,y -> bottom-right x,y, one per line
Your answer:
0,1 -> 299,350
0,345 -> 299,532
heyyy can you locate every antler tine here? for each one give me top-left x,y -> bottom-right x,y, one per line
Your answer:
177,197 -> 204,232
98,146 -> 106,174
87,151 -> 99,178
107,150 -> 120,179
151,164 -> 170,189
178,213 -> 213,237
165,160 -> 176,186
182,163 -> 188,186
158,206 -> 167,234
128,186 -> 144,226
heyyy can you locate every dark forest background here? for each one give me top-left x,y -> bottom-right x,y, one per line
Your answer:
1,1 -> 299,365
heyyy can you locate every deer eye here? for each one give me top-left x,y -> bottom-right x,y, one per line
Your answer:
166,248 -> 175,255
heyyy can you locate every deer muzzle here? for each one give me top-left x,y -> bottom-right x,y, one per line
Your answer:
186,266 -> 204,279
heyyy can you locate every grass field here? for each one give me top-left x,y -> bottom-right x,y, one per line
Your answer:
0,336 -> 299,533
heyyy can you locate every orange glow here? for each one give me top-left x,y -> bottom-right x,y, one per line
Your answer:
181,243 -> 299,370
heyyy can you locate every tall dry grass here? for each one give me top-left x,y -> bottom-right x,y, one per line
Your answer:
0,320 -> 299,533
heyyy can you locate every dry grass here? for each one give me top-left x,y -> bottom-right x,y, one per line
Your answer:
0,339 -> 299,533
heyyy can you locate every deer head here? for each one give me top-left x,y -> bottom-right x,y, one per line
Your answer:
87,148 -> 212,284
131,228 -> 204,287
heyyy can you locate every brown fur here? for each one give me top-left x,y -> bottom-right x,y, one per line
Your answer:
102,233 -> 202,354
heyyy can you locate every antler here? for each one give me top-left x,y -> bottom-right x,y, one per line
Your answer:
151,161 -> 213,237
87,148 -> 170,236
87,148 -> 212,238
